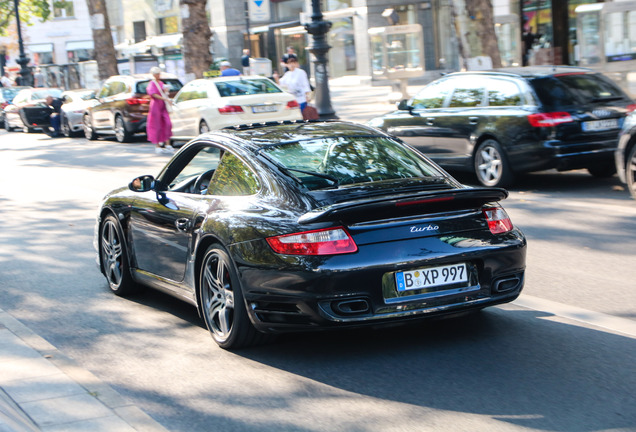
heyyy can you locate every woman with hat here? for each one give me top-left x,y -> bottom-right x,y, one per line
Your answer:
147,66 -> 174,154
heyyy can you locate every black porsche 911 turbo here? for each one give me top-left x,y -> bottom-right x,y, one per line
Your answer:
95,121 -> 527,349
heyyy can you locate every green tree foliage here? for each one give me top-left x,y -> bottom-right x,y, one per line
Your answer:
0,0 -> 51,36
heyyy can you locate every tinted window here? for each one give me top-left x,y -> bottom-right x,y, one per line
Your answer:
530,73 -> 628,110
208,153 -> 260,196
137,79 -> 183,94
411,79 -> 454,109
448,83 -> 485,107
262,137 -> 442,189
215,79 -> 282,97
487,78 -> 523,106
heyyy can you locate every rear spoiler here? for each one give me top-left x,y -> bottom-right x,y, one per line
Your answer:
298,188 -> 508,224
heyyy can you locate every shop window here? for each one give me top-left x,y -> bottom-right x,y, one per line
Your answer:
325,0 -> 352,11
33,52 -> 54,65
68,49 -> 94,63
53,0 -> 74,18
158,16 -> 179,34
275,0 -> 303,22
134,21 -> 147,43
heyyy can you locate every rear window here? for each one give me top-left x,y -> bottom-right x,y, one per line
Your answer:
215,79 -> 282,97
261,136 -> 444,189
530,73 -> 628,110
136,79 -> 183,94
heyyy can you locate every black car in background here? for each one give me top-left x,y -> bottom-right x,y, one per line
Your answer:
1,86 -> 32,129
367,66 -> 636,187
616,111 -> 636,200
83,73 -> 183,143
95,121 -> 526,349
3,87 -> 63,133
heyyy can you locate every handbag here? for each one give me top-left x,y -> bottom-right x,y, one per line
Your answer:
153,79 -> 173,113
302,104 -> 319,120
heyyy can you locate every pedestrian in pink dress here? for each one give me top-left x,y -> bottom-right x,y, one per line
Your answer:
147,67 -> 174,154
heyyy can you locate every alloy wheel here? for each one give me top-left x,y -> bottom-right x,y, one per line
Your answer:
101,219 -> 124,289
115,117 -> 126,142
201,251 -> 235,340
476,146 -> 502,186
628,145 -> 636,200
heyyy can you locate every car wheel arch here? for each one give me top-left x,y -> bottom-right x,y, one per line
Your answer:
98,208 -> 133,272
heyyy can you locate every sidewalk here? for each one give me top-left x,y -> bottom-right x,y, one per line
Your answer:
0,308 -> 168,432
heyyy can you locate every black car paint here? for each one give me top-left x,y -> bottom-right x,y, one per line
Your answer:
615,112 -> 636,199
97,122 -> 526,339
370,66 -> 634,185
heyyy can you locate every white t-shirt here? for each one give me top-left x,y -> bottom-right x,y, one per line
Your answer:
1,75 -> 13,87
280,68 -> 312,104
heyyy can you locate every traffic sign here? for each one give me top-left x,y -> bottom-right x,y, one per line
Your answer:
249,0 -> 270,22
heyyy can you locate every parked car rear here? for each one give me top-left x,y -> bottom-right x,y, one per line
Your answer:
83,73 -> 183,143
367,66 -> 636,187
1,86 -> 32,129
3,87 -> 63,133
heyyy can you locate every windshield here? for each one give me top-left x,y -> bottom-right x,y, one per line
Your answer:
261,136 -> 445,190
31,89 -> 63,100
215,79 -> 282,97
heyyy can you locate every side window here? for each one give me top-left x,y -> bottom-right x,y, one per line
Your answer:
448,83 -> 485,108
487,78 -> 523,106
99,83 -> 111,98
208,153 -> 260,196
411,79 -> 454,109
110,81 -> 127,95
166,146 -> 222,192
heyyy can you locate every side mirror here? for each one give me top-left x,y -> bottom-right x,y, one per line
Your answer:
129,175 -> 155,192
397,99 -> 412,111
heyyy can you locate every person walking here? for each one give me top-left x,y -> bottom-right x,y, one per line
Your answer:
241,49 -> 251,75
220,61 -> 241,76
34,68 -> 46,87
278,56 -> 312,112
146,67 -> 174,154
280,46 -> 297,73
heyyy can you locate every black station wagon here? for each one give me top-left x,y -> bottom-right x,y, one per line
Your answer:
367,66 -> 636,187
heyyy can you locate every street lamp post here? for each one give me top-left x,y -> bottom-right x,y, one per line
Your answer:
13,0 -> 32,86
305,0 -> 337,119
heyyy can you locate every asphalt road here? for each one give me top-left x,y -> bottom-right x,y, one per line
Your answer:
1,130 -> 635,432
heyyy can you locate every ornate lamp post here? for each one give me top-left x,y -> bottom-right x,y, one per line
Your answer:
13,0 -> 32,86
305,0 -> 337,119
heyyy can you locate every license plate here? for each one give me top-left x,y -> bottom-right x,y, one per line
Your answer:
252,105 -> 277,113
395,263 -> 468,292
582,119 -> 619,132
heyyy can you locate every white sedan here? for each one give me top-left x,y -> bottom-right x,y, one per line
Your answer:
169,76 -> 302,144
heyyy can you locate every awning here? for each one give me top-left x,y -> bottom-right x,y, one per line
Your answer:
28,43 -> 54,53
146,33 -> 182,48
115,40 -> 151,55
66,40 -> 94,51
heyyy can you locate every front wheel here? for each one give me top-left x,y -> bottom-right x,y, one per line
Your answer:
627,144 -> 636,200
199,244 -> 265,349
83,114 -> 97,140
474,139 -> 513,187
114,115 -> 132,143
100,214 -> 139,296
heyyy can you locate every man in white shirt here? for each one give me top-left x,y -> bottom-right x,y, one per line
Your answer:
1,72 -> 13,87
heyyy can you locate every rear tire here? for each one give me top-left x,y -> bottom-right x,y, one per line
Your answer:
474,139 -> 513,188
199,244 -> 266,349
627,144 -> 636,200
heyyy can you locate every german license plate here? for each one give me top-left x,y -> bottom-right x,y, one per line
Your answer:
582,119 -> 619,132
252,105 -> 277,113
395,263 -> 468,292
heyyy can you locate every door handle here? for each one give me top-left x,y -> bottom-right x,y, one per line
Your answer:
426,117 -> 434,126
469,116 -> 479,124
175,218 -> 190,232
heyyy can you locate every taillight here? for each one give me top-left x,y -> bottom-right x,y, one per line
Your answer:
286,100 -> 299,109
126,97 -> 150,105
266,227 -> 358,255
483,205 -> 513,234
218,105 -> 244,114
1,102 -> 8,109
527,112 -> 573,127
627,104 -> 636,113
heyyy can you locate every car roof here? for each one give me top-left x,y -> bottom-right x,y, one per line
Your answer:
200,121 -> 389,150
445,65 -> 597,80
108,73 -> 179,81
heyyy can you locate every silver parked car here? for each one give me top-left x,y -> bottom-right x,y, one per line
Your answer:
60,89 -> 98,137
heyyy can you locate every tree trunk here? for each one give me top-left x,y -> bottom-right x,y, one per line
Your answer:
180,0 -> 212,79
85,0 -> 118,80
451,0 -> 502,69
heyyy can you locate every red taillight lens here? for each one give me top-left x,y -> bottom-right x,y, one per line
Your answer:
627,104 -> 636,113
126,97 -> 150,105
483,205 -> 513,234
527,112 -> 573,127
286,100 -> 299,109
218,105 -> 244,114
1,102 -> 8,109
266,227 -> 358,255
